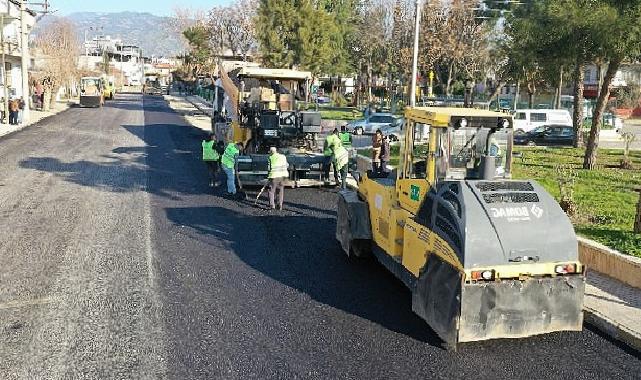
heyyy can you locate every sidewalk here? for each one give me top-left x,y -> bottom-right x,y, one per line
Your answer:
584,271 -> 641,352
164,94 -> 212,133
0,101 -> 73,139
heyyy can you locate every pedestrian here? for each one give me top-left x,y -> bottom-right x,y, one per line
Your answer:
8,98 -> 18,125
331,136 -> 350,190
323,128 -> 341,185
379,134 -> 390,175
267,146 -> 289,210
0,97 -> 5,124
202,133 -> 221,188
18,97 -> 24,124
371,129 -> 383,173
221,141 -> 244,196
35,82 -> 43,110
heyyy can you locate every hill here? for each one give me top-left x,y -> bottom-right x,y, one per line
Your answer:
34,11 -> 186,57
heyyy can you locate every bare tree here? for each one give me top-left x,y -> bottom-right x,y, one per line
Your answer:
170,6 -> 208,49
34,18 -> 80,110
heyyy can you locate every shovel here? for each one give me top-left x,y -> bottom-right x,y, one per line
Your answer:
254,182 -> 268,205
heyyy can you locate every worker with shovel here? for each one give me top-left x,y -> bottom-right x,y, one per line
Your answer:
202,133 -> 221,188
221,141 -> 244,198
266,147 -> 289,210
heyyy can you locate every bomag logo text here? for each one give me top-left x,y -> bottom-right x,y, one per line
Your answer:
490,207 -> 530,219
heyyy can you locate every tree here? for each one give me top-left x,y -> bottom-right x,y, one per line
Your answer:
255,0 -> 297,68
182,23 -> 214,79
34,18 -> 79,110
583,0 -> 641,169
255,0 -> 352,76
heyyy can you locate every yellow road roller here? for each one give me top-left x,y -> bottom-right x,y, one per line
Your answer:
336,107 -> 585,347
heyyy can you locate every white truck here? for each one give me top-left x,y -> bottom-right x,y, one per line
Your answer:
513,109 -> 572,132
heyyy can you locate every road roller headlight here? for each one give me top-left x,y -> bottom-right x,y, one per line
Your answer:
554,263 -> 577,274
471,269 -> 495,281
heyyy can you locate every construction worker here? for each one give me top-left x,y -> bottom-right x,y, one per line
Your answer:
202,133 -> 221,187
221,141 -> 244,196
339,124 -> 352,148
267,147 -> 289,210
323,129 -> 340,185
331,136 -> 350,190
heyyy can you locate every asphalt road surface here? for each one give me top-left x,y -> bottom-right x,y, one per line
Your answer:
0,93 -> 639,379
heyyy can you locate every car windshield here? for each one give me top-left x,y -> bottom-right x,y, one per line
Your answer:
369,115 -> 394,123
532,126 -> 547,133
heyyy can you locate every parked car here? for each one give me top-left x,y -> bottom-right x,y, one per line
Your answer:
349,113 -> 403,135
514,125 -> 576,146
513,109 -> 572,133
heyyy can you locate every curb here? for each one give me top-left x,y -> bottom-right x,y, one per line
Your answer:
578,237 -> 641,289
584,307 -> 641,353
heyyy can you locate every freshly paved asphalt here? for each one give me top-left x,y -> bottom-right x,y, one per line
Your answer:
0,93 -> 639,379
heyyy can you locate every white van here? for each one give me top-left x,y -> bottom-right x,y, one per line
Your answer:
513,109 -> 572,132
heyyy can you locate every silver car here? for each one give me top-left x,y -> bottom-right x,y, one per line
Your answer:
349,113 -> 403,135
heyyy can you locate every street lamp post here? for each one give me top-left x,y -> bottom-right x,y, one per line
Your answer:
20,0 -> 29,123
409,0 -> 422,108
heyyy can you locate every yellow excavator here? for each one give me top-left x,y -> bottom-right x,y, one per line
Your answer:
336,107 -> 585,348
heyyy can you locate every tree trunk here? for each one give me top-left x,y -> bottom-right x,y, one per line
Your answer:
446,62 -> 454,97
572,60 -> 585,148
367,58 -> 372,103
528,91 -> 534,109
488,80 -> 505,109
555,66 -> 564,109
583,57 -> 622,170
513,81 -> 520,110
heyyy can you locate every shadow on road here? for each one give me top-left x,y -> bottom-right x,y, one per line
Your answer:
164,204 -> 443,347
18,120 -> 213,200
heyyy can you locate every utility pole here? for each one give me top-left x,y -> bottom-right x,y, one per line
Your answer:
1,13 -> 7,124
409,0 -> 421,108
20,0 -> 29,123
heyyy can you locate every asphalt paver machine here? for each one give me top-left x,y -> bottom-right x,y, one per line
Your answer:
336,107 -> 585,348
217,67 -> 326,187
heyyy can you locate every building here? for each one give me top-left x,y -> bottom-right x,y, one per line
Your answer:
0,0 -> 35,102
78,35 -> 145,86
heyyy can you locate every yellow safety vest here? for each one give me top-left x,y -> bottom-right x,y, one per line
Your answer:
268,153 -> 289,179
333,145 -> 349,170
326,134 -> 342,150
202,140 -> 219,161
221,143 -> 239,169
339,132 -> 352,147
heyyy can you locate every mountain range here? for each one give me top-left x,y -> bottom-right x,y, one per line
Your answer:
34,12 -> 187,57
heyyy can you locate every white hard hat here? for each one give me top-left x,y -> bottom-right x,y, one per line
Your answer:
269,147 -> 277,154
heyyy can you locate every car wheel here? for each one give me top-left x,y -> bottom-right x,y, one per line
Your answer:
527,141 -> 536,147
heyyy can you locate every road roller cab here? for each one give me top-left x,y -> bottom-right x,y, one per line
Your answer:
336,107 -> 585,347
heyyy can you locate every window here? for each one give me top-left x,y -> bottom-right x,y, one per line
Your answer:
530,113 -> 547,122
369,115 -> 395,124
514,112 -> 526,120
561,127 -> 573,136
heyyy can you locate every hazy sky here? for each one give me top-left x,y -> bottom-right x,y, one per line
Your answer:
52,0 -> 232,16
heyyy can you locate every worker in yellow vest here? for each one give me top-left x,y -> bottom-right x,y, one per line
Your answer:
323,128 -> 341,185
221,141 -> 244,196
332,140 -> 349,190
339,124 -> 352,148
202,134 -> 220,187
267,147 -> 289,210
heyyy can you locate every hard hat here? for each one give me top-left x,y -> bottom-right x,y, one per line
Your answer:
269,147 -> 277,154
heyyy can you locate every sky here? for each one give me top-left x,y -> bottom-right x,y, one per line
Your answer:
52,0 -> 231,17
